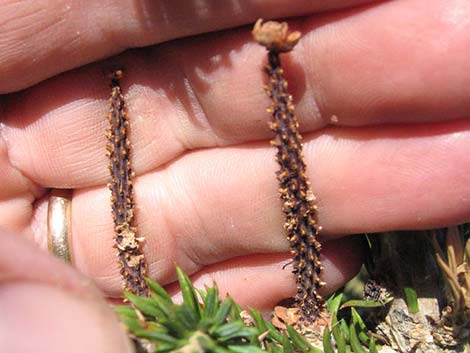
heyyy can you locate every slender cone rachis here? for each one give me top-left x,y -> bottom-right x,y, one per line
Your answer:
106,70 -> 148,297
253,19 -> 325,321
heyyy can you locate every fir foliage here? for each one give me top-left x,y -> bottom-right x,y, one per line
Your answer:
116,268 -> 385,353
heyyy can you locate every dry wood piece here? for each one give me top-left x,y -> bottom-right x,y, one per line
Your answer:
106,70 -> 148,296
253,19 -> 325,321
431,227 -> 470,343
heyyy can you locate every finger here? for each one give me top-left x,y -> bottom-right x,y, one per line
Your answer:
0,284 -> 134,353
168,237 -> 364,311
31,120 -> 470,296
3,0 -> 470,188
0,229 -> 133,353
0,135 -> 45,236
0,0 -> 372,93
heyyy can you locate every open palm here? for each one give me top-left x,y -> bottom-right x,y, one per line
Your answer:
0,1 -> 469,352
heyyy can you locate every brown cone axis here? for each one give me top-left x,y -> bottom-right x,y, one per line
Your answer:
106,70 -> 149,297
253,19 -> 325,321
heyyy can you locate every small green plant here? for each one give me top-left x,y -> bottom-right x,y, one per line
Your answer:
322,293 -> 389,353
116,267 -> 322,353
116,267 -> 387,353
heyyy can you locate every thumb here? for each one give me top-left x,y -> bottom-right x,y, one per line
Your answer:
0,229 -> 134,353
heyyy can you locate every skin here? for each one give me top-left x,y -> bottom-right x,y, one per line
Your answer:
0,0 -> 469,351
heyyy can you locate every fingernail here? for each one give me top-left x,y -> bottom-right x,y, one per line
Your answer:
0,282 -> 134,353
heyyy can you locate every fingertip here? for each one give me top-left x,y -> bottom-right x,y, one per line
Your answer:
0,229 -> 134,352
168,235 -> 365,311
0,282 -> 134,353
320,234 -> 366,288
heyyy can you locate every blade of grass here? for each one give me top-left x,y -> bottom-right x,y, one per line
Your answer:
350,308 -> 370,346
332,316 -> 346,353
340,319 -> 350,342
264,321 -> 284,343
368,337 -> 378,353
282,334 -> 295,353
287,326 -> 322,353
327,292 -> 344,315
403,287 -> 419,314
228,345 -> 266,353
349,323 -> 368,353
249,309 -> 268,333
341,299 -> 389,309
323,327 -> 335,353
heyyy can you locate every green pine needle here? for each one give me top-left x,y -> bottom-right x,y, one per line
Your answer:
116,267 -> 384,353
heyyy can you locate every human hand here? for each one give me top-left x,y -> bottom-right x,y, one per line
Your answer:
1,0 -> 469,351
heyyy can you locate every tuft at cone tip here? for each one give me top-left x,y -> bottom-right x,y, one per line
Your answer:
252,18 -> 301,53
109,69 -> 124,87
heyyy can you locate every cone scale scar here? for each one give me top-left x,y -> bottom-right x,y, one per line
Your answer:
253,19 -> 325,321
106,70 -> 149,297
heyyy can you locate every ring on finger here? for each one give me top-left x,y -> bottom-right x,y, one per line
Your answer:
47,190 -> 73,264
